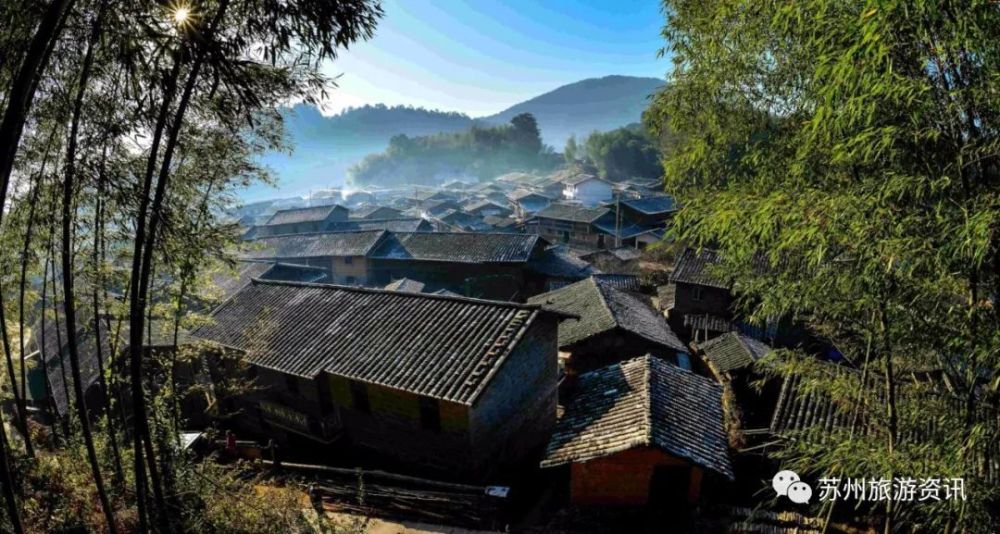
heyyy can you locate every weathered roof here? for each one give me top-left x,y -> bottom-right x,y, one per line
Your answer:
212,261 -> 274,301
561,173 -> 605,186
542,355 -> 733,478
192,280 -> 548,404
383,278 -> 427,293
533,203 -> 611,224
527,247 -> 600,280
265,205 -> 345,226
669,248 -> 728,288
509,189 -> 552,202
591,273 -> 641,292
242,230 -> 386,260
371,232 -> 541,263
333,218 -> 431,233
698,332 -> 771,374
620,196 -> 677,215
463,200 -> 510,214
528,278 -> 685,352
350,206 -> 402,220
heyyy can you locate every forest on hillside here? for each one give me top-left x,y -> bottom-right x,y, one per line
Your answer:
348,113 -> 561,186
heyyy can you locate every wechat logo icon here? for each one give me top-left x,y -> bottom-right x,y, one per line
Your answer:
773,470 -> 812,504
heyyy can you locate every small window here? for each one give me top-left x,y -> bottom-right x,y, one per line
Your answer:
692,286 -> 705,301
285,375 -> 300,396
419,397 -> 441,432
350,381 -> 370,413
345,276 -> 357,285
345,256 -> 353,264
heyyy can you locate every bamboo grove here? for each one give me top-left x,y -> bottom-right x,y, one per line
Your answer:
0,1 -> 382,531
647,0 -> 1000,532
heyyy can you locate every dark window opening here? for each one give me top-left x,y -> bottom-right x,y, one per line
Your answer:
285,375 -> 300,396
692,286 -> 704,301
345,256 -> 353,264
350,381 -> 370,413
419,397 -> 441,432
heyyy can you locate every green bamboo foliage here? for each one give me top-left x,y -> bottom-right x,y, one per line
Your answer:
649,0 -> 1000,531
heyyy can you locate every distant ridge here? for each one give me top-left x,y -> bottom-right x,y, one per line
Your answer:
250,75 -> 664,200
480,75 -> 664,147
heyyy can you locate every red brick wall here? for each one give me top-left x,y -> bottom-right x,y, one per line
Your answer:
569,448 -> 691,506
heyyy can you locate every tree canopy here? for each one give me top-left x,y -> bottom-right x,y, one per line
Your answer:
647,0 -> 1000,531
349,112 -> 560,186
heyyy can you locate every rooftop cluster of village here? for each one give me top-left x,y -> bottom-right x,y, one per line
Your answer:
23,167 -> 999,531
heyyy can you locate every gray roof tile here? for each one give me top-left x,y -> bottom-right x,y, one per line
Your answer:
542,355 -> 733,479
192,280 -> 549,404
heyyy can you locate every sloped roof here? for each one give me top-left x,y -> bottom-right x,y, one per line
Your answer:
698,332 -> 771,374
528,278 -> 685,352
212,261 -> 274,301
242,230 -> 386,260
542,355 -> 733,479
527,247 -> 600,280
265,205 -> 345,226
509,189 -> 552,202
533,203 -> 611,223
350,206 -> 402,220
371,232 -> 541,263
561,173 -> 605,186
332,218 -> 431,232
669,248 -> 728,288
620,196 -> 677,215
192,280 -> 550,404
591,273 -> 641,292
463,200 -> 510,214
383,278 -> 426,293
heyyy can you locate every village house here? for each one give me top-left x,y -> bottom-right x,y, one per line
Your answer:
695,332 -> 778,434
330,217 -> 433,233
368,232 -> 547,300
527,277 -> 688,377
254,204 -> 349,237
508,189 -> 553,220
192,280 -> 564,478
526,203 -> 616,248
463,199 -> 513,218
615,195 -> 677,226
350,205 -> 403,220
541,355 -> 733,507
561,175 -> 615,206
661,248 -> 734,342
526,245 -> 600,291
241,230 -> 386,286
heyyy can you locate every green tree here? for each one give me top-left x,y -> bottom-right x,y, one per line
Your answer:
647,1 -> 1000,531
564,134 -> 578,164
582,124 -> 661,181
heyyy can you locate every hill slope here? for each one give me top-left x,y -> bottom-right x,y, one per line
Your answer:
480,75 -> 664,148
250,76 -> 663,200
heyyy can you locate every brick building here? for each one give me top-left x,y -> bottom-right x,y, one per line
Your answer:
541,355 -> 733,506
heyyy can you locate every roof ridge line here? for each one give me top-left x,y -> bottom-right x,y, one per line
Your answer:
248,277 -> 550,310
643,354 -> 654,446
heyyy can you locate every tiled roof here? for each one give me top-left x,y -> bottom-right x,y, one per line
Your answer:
698,332 -> 771,374
242,230 -> 386,260
561,173 -> 604,186
669,248 -> 728,288
542,355 -> 733,478
383,278 -> 426,293
620,196 -> 677,215
212,261 -> 274,301
350,206 -> 402,220
528,278 -> 685,352
371,232 -> 541,263
265,205 -> 345,226
28,314 -> 107,416
332,218 -> 431,233
591,273 -> 641,292
509,189 -> 552,202
482,216 -> 519,230
527,247 -> 599,280
463,200 -> 510,213
192,280 -> 549,404
533,203 -> 611,223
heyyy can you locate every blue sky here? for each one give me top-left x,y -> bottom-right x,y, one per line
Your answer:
315,0 -> 668,117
